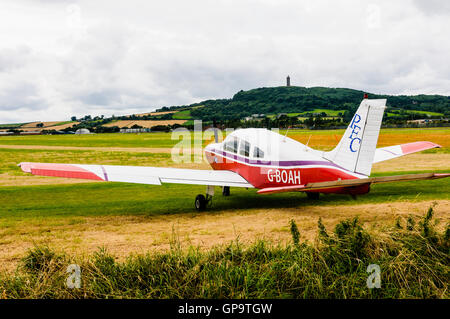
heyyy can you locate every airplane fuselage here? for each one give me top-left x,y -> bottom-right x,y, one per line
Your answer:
204,129 -> 370,195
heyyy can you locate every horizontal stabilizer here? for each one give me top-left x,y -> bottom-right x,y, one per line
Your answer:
257,172 -> 450,194
373,141 -> 441,163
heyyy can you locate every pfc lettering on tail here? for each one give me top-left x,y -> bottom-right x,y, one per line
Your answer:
349,113 -> 362,152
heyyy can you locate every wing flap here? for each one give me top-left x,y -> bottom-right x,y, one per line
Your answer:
257,172 -> 450,194
19,162 -> 253,188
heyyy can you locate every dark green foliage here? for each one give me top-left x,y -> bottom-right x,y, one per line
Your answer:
420,206 -> 436,240
395,217 -> 402,229
318,217 -> 371,274
1,207 -> 448,299
186,86 -> 449,122
290,219 -> 300,246
318,217 -> 329,239
407,215 -> 416,231
21,246 -> 63,274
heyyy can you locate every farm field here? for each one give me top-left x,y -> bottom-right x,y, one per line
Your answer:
103,119 -> 187,129
0,121 -> 79,132
0,127 -> 449,276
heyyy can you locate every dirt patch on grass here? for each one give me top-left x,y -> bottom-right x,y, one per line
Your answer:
136,111 -> 177,117
1,200 -> 448,273
372,153 -> 450,172
21,121 -> 62,128
18,122 -> 79,132
0,173 -> 98,186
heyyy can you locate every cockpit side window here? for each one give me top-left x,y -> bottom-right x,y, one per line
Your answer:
224,136 -> 239,153
253,146 -> 264,158
239,140 -> 251,157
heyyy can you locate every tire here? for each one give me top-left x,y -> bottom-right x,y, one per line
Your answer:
306,192 -> 320,200
222,186 -> 230,196
195,194 -> 207,211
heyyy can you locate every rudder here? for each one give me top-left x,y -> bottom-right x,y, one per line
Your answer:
323,98 -> 386,176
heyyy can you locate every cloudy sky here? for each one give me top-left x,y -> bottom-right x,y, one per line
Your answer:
0,0 -> 449,123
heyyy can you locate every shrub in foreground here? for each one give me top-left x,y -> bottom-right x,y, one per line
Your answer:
0,207 -> 448,299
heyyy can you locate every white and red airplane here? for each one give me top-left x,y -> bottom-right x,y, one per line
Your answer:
19,97 -> 449,211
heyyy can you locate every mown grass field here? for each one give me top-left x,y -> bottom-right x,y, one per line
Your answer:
0,127 -> 448,298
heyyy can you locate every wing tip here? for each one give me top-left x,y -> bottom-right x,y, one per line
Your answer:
18,162 -> 32,173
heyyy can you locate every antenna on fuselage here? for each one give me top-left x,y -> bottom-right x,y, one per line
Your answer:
283,126 -> 290,142
304,134 -> 312,151
214,128 -> 219,143
213,119 -> 219,143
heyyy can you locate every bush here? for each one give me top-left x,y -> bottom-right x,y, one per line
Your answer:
1,206 -> 448,299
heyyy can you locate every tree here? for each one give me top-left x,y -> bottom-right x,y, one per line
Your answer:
71,116 -> 77,121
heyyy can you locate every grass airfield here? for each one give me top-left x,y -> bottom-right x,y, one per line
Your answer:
0,127 -> 449,277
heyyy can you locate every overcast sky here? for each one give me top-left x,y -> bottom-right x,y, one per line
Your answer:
0,0 -> 449,123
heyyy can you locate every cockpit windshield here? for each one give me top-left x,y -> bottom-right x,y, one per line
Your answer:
239,140 -> 250,157
224,136 -> 239,153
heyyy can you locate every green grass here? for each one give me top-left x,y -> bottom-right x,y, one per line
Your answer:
50,121 -> 76,127
1,128 -> 448,148
0,148 -> 172,176
0,132 -> 180,148
387,109 -> 444,117
408,110 -> 443,116
0,123 -> 26,128
172,110 -> 192,120
298,109 -> 345,117
0,173 -> 448,221
1,208 -> 448,298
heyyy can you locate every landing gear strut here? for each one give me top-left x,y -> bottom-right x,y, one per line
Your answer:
222,186 -> 230,196
306,192 -> 320,200
195,185 -> 215,211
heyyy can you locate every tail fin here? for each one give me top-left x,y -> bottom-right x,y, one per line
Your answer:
323,98 -> 386,176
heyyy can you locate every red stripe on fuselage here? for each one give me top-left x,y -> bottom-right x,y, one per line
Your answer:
205,151 -> 359,191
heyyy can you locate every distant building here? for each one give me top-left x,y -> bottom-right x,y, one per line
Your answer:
120,128 -> 151,133
407,119 -> 447,125
75,128 -> 91,134
286,75 -> 290,87
244,114 -> 266,122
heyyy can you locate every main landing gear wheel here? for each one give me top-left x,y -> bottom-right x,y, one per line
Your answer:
306,192 -> 320,200
222,186 -> 230,196
195,186 -> 215,211
195,194 -> 207,211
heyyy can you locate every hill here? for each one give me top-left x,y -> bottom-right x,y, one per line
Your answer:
157,86 -> 449,122
2,86 -> 449,133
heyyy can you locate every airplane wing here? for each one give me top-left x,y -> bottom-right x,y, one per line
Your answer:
373,141 -> 441,163
257,172 -> 450,194
18,162 -> 253,188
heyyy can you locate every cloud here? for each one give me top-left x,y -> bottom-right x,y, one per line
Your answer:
413,0 -> 450,16
0,0 -> 449,123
